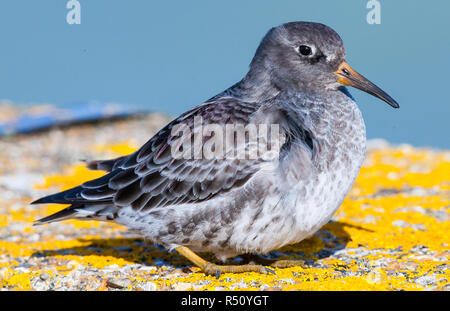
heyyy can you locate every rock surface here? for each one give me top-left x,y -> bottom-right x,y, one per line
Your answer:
0,104 -> 448,291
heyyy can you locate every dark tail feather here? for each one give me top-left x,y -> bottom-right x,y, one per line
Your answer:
31,186 -> 85,225
84,156 -> 126,172
34,206 -> 77,225
30,186 -> 84,205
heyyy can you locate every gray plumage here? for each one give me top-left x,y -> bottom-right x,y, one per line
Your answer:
32,21 -> 398,262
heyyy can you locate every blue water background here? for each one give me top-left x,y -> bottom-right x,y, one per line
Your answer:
0,1 -> 449,148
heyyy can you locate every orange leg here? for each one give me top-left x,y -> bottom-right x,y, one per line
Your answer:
175,246 -> 275,278
240,254 -> 306,268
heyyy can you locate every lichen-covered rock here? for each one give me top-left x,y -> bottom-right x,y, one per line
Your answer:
0,105 -> 448,291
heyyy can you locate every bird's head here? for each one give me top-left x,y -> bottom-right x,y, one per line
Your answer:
250,21 -> 399,108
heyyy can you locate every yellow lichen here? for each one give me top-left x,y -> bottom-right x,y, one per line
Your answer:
1,142 -> 448,290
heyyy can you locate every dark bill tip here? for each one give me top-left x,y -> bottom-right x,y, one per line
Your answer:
335,61 -> 399,109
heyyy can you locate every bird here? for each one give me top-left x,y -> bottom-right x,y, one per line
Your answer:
32,21 -> 399,276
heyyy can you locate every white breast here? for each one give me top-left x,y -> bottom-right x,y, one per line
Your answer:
269,95 -> 367,248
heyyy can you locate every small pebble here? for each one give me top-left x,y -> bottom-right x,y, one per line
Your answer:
173,282 -> 192,291
139,282 -> 157,291
40,273 -> 50,281
415,275 -> 437,287
106,278 -> 132,289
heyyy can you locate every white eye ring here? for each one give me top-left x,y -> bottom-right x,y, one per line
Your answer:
296,44 -> 317,57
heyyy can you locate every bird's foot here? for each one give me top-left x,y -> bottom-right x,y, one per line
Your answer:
240,254 -> 306,269
269,259 -> 306,268
174,246 -> 275,278
203,263 -> 275,278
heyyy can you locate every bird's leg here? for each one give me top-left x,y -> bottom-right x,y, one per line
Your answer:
174,246 -> 275,278
240,254 -> 306,268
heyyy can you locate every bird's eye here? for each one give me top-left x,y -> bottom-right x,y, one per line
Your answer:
298,45 -> 312,56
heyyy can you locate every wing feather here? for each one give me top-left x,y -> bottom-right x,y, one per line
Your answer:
32,98 -> 285,216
